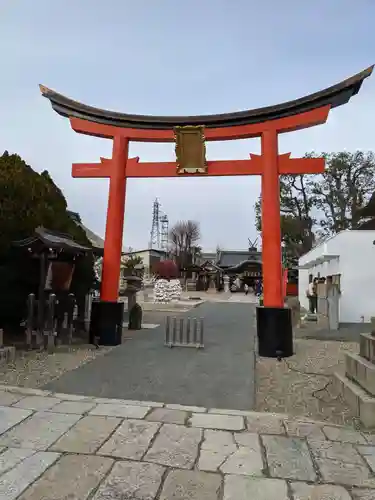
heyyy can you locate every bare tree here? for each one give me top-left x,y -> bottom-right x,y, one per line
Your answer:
169,220 -> 200,268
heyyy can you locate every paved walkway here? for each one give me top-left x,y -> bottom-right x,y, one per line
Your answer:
43,303 -> 256,410
0,385 -> 374,499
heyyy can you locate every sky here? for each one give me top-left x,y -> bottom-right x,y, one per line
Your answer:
0,0 -> 374,252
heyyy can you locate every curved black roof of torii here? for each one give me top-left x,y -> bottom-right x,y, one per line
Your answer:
40,66 -> 373,130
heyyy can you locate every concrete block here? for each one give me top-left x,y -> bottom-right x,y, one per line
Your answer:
345,352 -> 375,396
335,372 -> 375,428
360,333 -> 375,363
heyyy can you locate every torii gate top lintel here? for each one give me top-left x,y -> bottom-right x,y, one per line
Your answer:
40,65 -> 373,142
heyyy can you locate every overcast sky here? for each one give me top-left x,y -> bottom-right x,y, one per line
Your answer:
0,0 -> 374,252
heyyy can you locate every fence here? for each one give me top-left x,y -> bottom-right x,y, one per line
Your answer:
165,316 -> 204,348
25,292 -> 76,350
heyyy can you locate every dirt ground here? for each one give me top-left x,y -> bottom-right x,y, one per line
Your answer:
255,338 -> 359,426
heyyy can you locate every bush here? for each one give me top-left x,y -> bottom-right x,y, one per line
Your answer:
155,260 -> 179,280
0,151 -> 95,329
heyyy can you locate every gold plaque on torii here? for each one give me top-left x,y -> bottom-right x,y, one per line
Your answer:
174,126 -> 207,175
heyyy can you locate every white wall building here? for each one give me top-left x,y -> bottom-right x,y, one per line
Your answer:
122,248 -> 168,277
298,230 -> 375,324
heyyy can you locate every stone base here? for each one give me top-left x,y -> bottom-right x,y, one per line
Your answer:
0,346 -> 16,366
89,301 -> 124,346
256,306 -> 293,359
334,372 -> 375,428
345,352 -> 375,396
360,332 -> 375,363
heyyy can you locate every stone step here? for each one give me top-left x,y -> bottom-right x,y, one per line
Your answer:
345,352 -> 375,396
360,332 -> 375,363
334,372 -> 375,428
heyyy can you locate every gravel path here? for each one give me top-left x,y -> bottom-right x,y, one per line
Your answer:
256,338 -> 358,426
0,345 -> 113,388
42,302 -> 257,410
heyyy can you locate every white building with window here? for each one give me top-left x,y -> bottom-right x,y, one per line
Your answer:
122,248 -> 168,277
298,230 -> 375,324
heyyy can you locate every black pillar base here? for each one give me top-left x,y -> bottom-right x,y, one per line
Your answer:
256,306 -> 293,359
89,301 -> 124,346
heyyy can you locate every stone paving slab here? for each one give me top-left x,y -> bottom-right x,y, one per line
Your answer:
97,419 -> 160,460
18,454 -> 113,500
224,475 -> 289,500
0,385 -> 375,498
291,482 -> 352,500
262,435 -> 317,481
0,391 -> 24,406
0,411 -> 81,450
144,423 -> 202,469
0,451 -> 60,500
93,461 -> 165,500
189,412 -> 245,431
0,405 -> 31,435
50,415 -> 122,454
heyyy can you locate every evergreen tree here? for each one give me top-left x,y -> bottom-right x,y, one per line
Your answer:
0,151 -> 95,329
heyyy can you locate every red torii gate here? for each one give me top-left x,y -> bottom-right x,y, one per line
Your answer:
40,65 -> 372,355
70,110 -> 326,307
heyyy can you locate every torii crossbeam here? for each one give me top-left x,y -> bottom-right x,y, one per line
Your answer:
40,65 -> 373,356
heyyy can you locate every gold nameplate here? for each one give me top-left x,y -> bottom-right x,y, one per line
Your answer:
174,126 -> 207,175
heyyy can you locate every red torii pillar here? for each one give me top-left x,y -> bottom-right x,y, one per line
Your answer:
71,106 -> 328,311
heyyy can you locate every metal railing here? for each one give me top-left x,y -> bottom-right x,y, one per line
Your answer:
165,316 -> 204,348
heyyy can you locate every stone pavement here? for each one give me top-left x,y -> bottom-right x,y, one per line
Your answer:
0,386 -> 375,499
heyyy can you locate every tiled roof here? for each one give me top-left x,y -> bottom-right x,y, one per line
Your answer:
217,250 -> 262,268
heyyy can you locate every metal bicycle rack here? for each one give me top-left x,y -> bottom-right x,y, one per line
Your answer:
165,316 -> 204,349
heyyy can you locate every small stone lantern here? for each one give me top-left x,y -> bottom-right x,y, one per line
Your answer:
123,275 -> 143,330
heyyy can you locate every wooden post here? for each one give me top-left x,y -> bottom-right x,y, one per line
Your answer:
101,136 -> 129,302
261,129 -> 283,308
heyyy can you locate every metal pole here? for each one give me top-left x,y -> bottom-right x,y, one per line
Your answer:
193,318 -> 198,345
37,252 -> 47,334
67,293 -> 75,345
47,294 -> 56,350
186,317 -> 191,345
172,317 -> 177,345
179,318 -> 184,344
165,316 -> 171,345
26,293 -> 35,349
199,318 -> 204,347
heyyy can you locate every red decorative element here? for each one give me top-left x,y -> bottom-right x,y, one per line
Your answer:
155,260 -> 179,280
68,106 -> 332,307
69,106 -> 330,141
73,154 -> 324,179
101,136 -> 129,301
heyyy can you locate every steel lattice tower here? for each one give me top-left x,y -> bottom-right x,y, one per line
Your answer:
160,214 -> 169,251
149,199 -> 169,251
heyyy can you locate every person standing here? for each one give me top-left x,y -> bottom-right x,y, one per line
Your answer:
307,277 -> 318,313
244,283 -> 249,295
